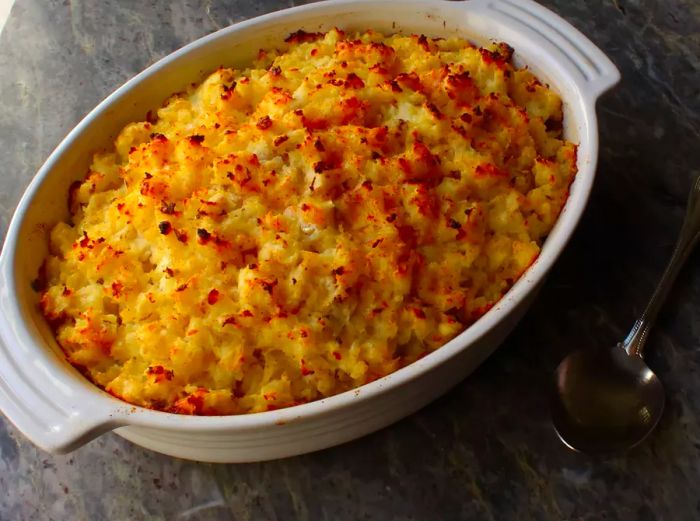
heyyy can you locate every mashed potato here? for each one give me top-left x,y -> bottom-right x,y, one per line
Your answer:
38,29 -> 577,414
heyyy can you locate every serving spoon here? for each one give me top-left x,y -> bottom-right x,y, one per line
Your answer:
551,176 -> 700,454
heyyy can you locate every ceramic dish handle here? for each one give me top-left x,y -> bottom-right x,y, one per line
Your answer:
471,0 -> 621,99
0,269 -> 114,453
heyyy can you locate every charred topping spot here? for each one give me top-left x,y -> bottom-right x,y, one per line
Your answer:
175,229 -> 188,243
144,172 -> 153,180
241,309 -> 254,317
207,289 -> 220,305
448,218 -> 461,230
248,263 -> 258,269
274,135 -> 289,146
345,72 -> 364,89
269,65 -> 282,76
417,34 -> 430,51
300,359 -> 314,376
197,228 -> 211,242
302,115 -> 329,132
158,221 -> 172,235
314,139 -> 325,152
111,281 -> 123,298
479,43 -> 514,65
256,115 -> 273,130
188,134 -> 205,145
332,266 -> 345,276
412,307 -> 427,319
147,365 -> 174,381
386,213 -> 398,223
164,267 -> 174,277
398,158 -> 411,176
372,238 -> 383,248
176,283 -> 188,292
395,72 -> 422,92
371,151 -> 382,160
261,279 -> 277,294
160,201 -> 176,214
426,102 -> 443,119
314,161 -> 331,173
221,81 -> 237,98
285,29 -> 324,44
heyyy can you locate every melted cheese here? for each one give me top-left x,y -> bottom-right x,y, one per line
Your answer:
39,29 -> 577,415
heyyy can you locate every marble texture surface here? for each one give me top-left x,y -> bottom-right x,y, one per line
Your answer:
1,0 -> 700,519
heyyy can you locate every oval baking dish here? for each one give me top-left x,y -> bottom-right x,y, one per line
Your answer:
0,0 -> 619,463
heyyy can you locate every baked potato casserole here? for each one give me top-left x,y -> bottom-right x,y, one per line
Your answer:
37,29 -> 577,415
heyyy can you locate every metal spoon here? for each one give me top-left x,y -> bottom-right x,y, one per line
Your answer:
552,176 -> 700,454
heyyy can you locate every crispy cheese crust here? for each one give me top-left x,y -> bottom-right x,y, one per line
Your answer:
39,29 -> 577,415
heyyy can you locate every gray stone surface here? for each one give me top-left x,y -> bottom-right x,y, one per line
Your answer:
1,0 -> 699,519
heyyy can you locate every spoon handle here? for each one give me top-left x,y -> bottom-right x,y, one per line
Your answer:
622,176 -> 700,357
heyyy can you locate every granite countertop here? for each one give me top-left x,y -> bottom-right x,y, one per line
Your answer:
1,1 -> 699,519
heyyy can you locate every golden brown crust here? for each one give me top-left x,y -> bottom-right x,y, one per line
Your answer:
39,29 -> 577,415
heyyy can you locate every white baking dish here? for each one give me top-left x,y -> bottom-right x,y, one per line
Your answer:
0,0 -> 619,462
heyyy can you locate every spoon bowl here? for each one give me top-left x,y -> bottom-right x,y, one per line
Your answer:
552,345 -> 665,454
551,176 -> 700,454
